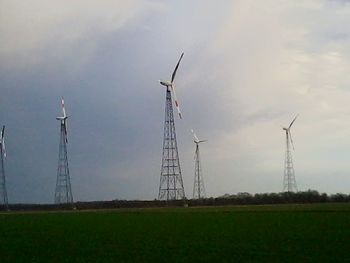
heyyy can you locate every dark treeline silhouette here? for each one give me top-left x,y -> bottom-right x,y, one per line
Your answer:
199,190 -> 350,206
1,190 -> 349,211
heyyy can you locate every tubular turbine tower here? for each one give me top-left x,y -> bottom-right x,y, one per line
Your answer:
282,114 -> 298,192
191,129 -> 206,199
158,53 -> 186,200
0,126 -> 8,209
54,98 -> 74,204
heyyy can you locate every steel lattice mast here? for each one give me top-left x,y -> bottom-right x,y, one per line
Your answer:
193,142 -> 206,199
54,98 -> 73,204
158,87 -> 185,200
0,126 -> 8,209
283,115 -> 298,192
158,53 -> 186,200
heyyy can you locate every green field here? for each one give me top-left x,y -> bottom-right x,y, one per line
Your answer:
1,203 -> 350,262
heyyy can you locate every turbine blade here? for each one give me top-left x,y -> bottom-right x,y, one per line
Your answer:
1,125 -> 4,139
2,139 -> 6,158
191,129 -> 199,142
61,97 -> 66,118
289,131 -> 295,150
171,52 -> 184,83
64,121 -> 68,143
198,140 -> 207,143
171,84 -> 182,119
288,114 -> 299,129
1,126 -> 5,158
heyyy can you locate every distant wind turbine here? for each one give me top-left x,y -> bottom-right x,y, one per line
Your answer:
282,114 -> 298,192
191,129 -> 206,199
54,98 -> 74,204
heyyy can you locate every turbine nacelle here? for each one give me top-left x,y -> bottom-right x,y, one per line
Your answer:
191,129 -> 207,144
159,80 -> 172,87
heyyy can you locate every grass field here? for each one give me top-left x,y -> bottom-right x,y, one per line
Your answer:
1,203 -> 350,262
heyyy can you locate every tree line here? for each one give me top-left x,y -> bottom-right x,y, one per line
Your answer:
192,190 -> 350,206
1,190 -> 349,211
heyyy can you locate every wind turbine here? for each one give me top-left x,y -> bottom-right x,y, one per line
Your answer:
191,129 -> 207,199
56,98 -> 68,143
158,53 -> 186,201
282,114 -> 298,192
159,52 -> 184,119
54,98 -> 73,204
0,125 -> 8,208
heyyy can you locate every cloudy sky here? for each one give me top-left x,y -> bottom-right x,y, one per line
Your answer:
2,0 -> 350,203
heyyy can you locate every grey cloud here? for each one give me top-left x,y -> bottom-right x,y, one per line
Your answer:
2,1 -> 350,203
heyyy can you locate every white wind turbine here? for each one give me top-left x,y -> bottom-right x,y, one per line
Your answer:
191,129 -> 207,199
282,114 -> 298,192
54,97 -> 73,204
158,53 -> 186,201
56,98 -> 68,143
160,52 -> 184,119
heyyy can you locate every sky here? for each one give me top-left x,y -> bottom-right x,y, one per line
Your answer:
1,0 -> 350,203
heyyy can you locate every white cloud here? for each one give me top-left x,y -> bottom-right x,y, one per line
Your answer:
179,0 -> 350,193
